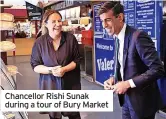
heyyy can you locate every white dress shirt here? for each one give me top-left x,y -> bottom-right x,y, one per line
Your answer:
115,23 -> 136,88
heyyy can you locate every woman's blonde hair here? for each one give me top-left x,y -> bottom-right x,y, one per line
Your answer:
41,9 -> 62,35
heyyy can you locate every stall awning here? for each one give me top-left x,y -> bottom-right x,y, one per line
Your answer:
4,8 -> 27,19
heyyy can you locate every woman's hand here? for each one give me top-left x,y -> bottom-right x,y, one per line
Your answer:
52,66 -> 66,77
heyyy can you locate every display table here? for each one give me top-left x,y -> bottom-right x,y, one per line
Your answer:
0,58 -> 28,119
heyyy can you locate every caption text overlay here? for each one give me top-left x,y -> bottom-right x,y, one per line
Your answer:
1,90 -> 113,112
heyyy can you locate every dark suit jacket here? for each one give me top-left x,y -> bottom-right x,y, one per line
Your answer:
117,25 -> 165,118
164,48 -> 166,75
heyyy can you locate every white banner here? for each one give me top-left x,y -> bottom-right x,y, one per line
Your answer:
0,90 -> 113,112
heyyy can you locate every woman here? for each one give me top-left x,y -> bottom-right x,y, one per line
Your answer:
30,9 -> 81,119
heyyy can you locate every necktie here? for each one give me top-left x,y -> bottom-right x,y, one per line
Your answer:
114,37 -> 120,81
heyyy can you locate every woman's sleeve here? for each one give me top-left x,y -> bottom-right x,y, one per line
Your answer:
72,36 -> 82,67
30,42 -> 44,70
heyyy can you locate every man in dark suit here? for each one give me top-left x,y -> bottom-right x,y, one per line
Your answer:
164,48 -> 166,74
99,1 -> 165,119
162,48 -> 166,113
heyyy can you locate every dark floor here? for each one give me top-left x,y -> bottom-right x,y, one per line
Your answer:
7,56 -> 166,119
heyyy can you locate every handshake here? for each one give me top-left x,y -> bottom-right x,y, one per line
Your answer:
49,65 -> 65,77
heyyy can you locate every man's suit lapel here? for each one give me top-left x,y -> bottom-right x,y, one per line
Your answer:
123,25 -> 132,78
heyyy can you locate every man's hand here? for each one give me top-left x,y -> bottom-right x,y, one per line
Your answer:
104,77 -> 114,90
112,81 -> 131,94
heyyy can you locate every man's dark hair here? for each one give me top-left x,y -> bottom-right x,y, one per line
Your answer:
98,1 -> 124,17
